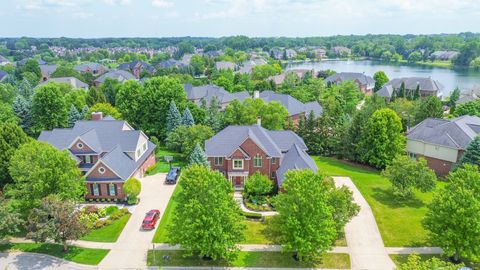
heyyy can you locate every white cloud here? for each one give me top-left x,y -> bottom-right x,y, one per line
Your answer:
104,0 -> 131,6
152,0 -> 174,8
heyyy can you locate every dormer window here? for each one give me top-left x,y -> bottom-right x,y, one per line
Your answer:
98,167 -> 106,174
77,142 -> 84,149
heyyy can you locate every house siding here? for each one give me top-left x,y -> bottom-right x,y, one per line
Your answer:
85,182 -> 126,200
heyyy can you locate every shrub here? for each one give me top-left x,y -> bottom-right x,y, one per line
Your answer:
84,205 -> 98,215
94,220 -> 106,229
145,165 -> 156,175
123,178 -> 141,205
244,172 -> 273,203
97,207 -> 107,218
104,219 -> 113,226
110,208 -> 129,220
242,211 -> 263,220
105,206 -> 119,216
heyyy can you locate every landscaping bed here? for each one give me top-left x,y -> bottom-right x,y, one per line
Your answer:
0,243 -> 109,265
80,206 -> 131,242
147,250 -> 350,269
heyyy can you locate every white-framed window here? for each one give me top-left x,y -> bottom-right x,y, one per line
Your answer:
271,158 -> 277,164
253,154 -> 263,167
143,142 -> 147,151
98,167 -> 106,174
77,142 -> 84,149
214,157 -> 223,166
136,148 -> 141,157
233,159 -> 244,170
92,183 -> 100,196
85,155 -> 92,164
108,183 -> 116,196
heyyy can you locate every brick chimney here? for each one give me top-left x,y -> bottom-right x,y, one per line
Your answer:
91,111 -> 103,121
253,90 -> 260,99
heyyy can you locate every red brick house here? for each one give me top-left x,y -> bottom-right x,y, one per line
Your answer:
74,62 -> 108,76
38,112 -> 156,201
325,72 -> 375,95
205,121 -> 318,189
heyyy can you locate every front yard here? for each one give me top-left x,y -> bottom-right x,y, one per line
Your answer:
81,213 -> 130,242
314,156 -> 445,247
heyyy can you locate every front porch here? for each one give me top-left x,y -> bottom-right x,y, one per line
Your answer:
227,171 -> 249,191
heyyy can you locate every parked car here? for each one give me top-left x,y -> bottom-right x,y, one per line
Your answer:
141,209 -> 160,230
166,166 -> 181,184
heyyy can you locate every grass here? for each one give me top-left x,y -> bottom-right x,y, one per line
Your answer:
152,179 -> 183,243
391,254 -> 480,269
147,250 -> 350,268
80,214 -> 131,242
314,156 -> 445,247
0,243 -> 109,265
147,147 -> 187,175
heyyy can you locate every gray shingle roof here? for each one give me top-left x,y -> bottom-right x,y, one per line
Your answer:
40,65 -> 57,75
118,60 -> 156,74
73,62 -> 106,73
94,70 -> 135,84
0,55 -> 10,64
184,84 -> 249,105
407,115 -> 480,149
325,72 -> 374,86
215,61 -> 236,70
0,70 -> 8,81
157,59 -> 186,69
276,143 -> 318,186
378,77 -> 444,98
40,77 -> 89,89
259,91 -> 323,117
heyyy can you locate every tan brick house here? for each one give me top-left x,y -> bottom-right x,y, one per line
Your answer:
38,112 -> 156,201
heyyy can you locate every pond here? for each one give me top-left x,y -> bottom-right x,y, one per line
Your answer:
287,60 -> 480,96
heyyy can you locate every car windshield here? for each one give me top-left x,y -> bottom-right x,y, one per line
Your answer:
167,171 -> 176,177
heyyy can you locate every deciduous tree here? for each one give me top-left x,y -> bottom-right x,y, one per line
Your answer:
373,71 -> 389,92
86,103 -> 121,120
32,83 -> 69,131
0,123 -> 29,187
123,177 -> 141,205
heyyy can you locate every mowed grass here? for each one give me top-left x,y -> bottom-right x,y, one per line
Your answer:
152,180 -> 183,243
81,214 -> 131,242
147,147 -> 187,175
0,243 -> 109,265
314,156 -> 445,247
147,250 -> 350,269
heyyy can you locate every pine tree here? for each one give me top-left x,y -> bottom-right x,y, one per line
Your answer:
398,81 -> 406,98
81,105 -> 89,119
12,95 -> 32,132
205,96 -> 222,132
390,89 -> 397,102
182,107 -> 195,127
413,84 -> 421,100
166,100 -> 182,132
189,143 -> 210,167
459,136 -> 480,167
16,79 -> 33,99
68,105 -> 81,128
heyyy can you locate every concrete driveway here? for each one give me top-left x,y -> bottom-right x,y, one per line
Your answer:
99,173 -> 176,269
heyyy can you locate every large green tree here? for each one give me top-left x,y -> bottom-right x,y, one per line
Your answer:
188,143 -> 210,167
166,124 -> 214,158
115,80 -> 142,128
32,83 -> 69,131
168,165 -> 245,260
166,100 -> 182,132
0,196 -> 23,239
414,96 -> 443,124
458,136 -> 480,167
373,71 -> 389,92
0,123 -> 30,187
397,253 -> 460,270
86,103 -> 122,120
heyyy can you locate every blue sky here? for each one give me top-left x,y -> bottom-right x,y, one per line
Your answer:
1,0 -> 479,37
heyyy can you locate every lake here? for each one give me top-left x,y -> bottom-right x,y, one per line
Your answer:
287,60 -> 480,96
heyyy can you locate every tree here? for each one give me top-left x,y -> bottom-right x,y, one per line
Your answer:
373,71 -> 389,92
189,143 -> 209,167
243,172 -> 273,203
382,155 -> 437,199
16,79 -> 34,99
448,87 -> 461,108
50,66 -> 84,82
458,136 -> 480,167
123,177 -> 141,205
414,96 -> 443,124
398,82 -> 406,98
32,83 -> 69,131
168,165 -> 245,261
413,84 -> 420,100
0,102 -> 18,124
423,164 -> 480,263
359,108 -> 405,169
261,101 -> 288,130
0,196 -> 23,239
388,98 -> 415,131
26,196 -> 87,251
0,123 -> 29,187
22,59 -> 41,79
67,105 -> 82,127
271,170 -> 337,261
65,89 -> 87,112
327,182 -> 359,237
86,103 -> 121,120
100,78 -> 120,105
397,253 -> 460,270
182,107 -> 195,127
166,100 -> 182,132
12,95 -> 33,132
455,99 -> 480,117
408,51 -> 423,63
116,80 -> 142,128
0,84 -> 16,104
80,105 -> 89,119
85,87 -> 106,107
205,96 -> 222,132
166,125 -> 214,158
6,141 -> 84,211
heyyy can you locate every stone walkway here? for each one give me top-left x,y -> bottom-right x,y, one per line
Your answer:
234,192 -> 278,216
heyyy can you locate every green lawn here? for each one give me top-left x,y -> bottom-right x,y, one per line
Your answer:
80,214 -> 131,242
147,250 -> 350,269
314,156 -> 445,247
147,147 -> 187,175
0,243 -> 109,265
152,180 -> 183,243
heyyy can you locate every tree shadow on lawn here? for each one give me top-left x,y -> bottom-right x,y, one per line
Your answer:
371,187 -> 425,209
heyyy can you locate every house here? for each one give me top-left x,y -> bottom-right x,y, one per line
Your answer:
325,72 -> 375,95
377,77 -> 444,100
270,48 -> 284,60
430,51 -> 459,61
40,77 -> 89,90
237,58 -> 268,74
74,62 -> 107,76
268,69 -> 315,86
285,49 -> 297,59
314,48 -> 327,59
255,90 -> 323,125
331,46 -> 351,56
184,84 -> 250,110
118,60 -> 156,79
40,65 -> 58,82
457,87 -> 480,105
205,122 -> 317,189
93,70 -> 135,86
16,58 -> 48,66
38,112 -> 157,200
181,54 -> 193,65
215,61 -> 236,71
157,59 -> 186,69
0,55 -> 11,66
406,115 -> 480,176
0,70 -> 9,82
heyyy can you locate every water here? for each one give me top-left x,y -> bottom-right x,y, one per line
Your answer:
287,60 -> 480,96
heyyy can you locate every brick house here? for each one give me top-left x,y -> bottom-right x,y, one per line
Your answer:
325,72 -> 375,95
205,121 -> 318,190
38,112 -> 156,201
118,60 -> 156,79
406,115 -> 480,176
93,70 -> 136,86
74,62 -> 108,76
377,77 -> 444,100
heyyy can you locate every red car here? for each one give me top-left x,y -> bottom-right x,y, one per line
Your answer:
142,209 -> 160,230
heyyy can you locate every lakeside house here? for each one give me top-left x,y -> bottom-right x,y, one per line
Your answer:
377,77 -> 444,99
406,115 -> 480,176
205,121 -> 318,189
325,72 -> 375,95
38,112 -> 156,201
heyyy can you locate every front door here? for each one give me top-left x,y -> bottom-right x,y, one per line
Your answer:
234,176 -> 243,187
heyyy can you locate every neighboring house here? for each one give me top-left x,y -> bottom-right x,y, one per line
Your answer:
270,48 -> 284,60
331,46 -> 351,56
40,64 -> 58,82
205,122 -> 318,189
0,55 -> 11,66
38,112 -> 157,200
184,84 -> 250,110
237,58 -> 268,74
456,86 -> 480,105
16,58 -> 48,66
268,69 -> 315,86
157,59 -> 186,69
406,115 -> 480,176
203,50 -> 223,58
325,72 -> 375,95
285,49 -> 297,59
74,62 -> 107,76
430,51 -> 459,61
181,54 -> 193,65
0,70 -> 9,82
215,61 -> 236,71
255,90 -> 323,125
314,48 -> 327,59
118,60 -> 156,79
40,77 -> 89,90
93,70 -> 135,86
377,77 -> 444,100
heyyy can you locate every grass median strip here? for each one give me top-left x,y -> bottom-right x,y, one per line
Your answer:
0,243 -> 109,265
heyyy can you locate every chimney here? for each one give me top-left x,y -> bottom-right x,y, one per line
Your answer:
256,116 -> 261,126
91,111 -> 103,121
253,90 -> 260,99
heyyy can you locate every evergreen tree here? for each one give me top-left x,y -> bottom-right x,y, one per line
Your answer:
16,79 -> 33,99
390,89 -> 397,102
12,95 -> 32,132
166,100 -> 182,132
67,105 -> 81,128
398,82 -> 406,98
459,136 -> 480,167
413,84 -> 421,100
182,107 -> 195,127
205,96 -> 222,132
449,87 -> 461,107
189,143 -> 210,167
85,87 -> 106,107
80,105 -> 89,119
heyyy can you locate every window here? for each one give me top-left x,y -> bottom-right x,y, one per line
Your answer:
408,152 -> 417,160
271,172 -> 276,179
214,157 -> 223,166
143,142 -> 147,151
85,155 -> 92,164
271,158 -> 277,164
137,149 -> 141,157
233,159 -> 244,170
98,167 -> 106,174
108,183 -> 116,196
92,183 -> 100,196
254,154 -> 263,167
77,142 -> 84,149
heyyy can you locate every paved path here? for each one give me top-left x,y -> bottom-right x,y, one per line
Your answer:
98,173 -> 176,269
0,252 -> 98,270
234,192 -> 278,216
333,177 -> 396,270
